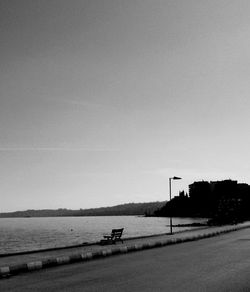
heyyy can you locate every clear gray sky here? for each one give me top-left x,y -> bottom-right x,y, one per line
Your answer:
1,0 -> 250,212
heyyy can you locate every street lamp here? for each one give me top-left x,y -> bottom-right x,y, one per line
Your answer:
169,176 -> 182,235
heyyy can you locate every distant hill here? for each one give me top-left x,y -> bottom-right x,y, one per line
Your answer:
0,201 -> 166,218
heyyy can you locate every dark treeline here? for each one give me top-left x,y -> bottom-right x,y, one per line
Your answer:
0,201 -> 166,218
154,179 -> 250,225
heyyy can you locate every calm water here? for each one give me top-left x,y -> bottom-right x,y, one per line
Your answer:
0,216 -> 207,254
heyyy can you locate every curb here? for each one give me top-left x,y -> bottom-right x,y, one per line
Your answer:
1,224 -> 249,278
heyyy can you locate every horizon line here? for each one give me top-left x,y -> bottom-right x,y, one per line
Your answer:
0,147 -> 120,152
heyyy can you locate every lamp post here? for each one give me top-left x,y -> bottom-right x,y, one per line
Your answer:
169,176 -> 182,234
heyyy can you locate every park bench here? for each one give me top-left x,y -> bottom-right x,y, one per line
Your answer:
100,228 -> 124,245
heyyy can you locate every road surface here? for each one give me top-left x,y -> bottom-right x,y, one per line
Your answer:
2,227 -> 250,291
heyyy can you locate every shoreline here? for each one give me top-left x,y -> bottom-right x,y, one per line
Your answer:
0,226 -> 210,258
1,222 -> 250,279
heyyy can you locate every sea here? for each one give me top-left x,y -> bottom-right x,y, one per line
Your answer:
0,216 -> 207,254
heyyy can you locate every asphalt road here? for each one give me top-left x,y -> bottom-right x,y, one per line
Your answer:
2,228 -> 250,292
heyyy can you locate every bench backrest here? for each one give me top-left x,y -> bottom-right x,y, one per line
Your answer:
111,228 -> 124,239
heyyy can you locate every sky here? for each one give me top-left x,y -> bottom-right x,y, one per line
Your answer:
1,0 -> 250,212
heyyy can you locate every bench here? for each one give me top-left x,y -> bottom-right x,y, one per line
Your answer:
100,228 -> 124,245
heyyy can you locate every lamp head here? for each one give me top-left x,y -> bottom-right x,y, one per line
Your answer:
172,176 -> 182,180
